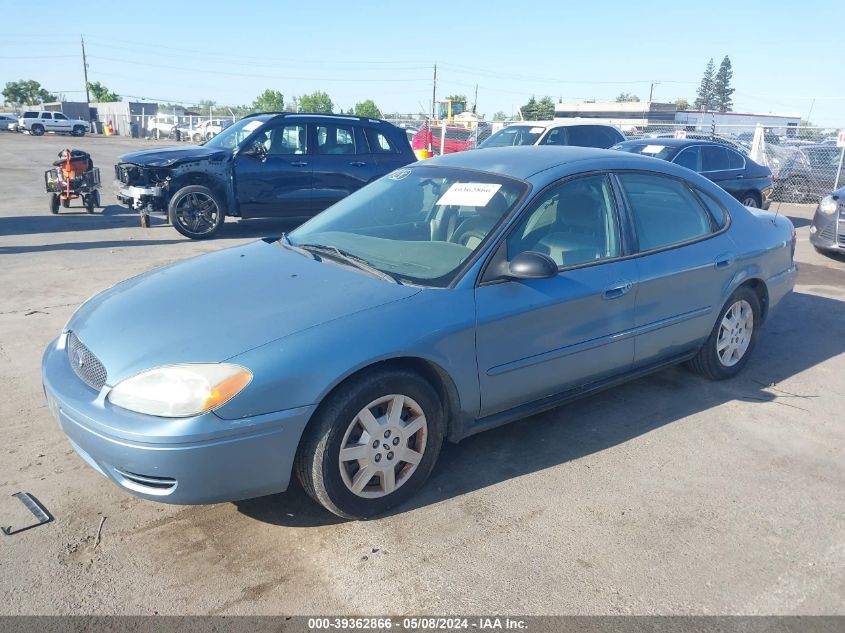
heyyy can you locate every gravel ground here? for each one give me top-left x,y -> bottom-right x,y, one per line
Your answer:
0,133 -> 843,615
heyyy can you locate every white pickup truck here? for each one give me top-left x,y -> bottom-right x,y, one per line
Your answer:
18,111 -> 90,136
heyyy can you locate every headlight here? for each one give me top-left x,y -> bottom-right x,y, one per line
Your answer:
819,195 -> 838,216
108,364 -> 252,417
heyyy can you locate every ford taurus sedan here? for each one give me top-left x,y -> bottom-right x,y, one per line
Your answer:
42,146 -> 797,519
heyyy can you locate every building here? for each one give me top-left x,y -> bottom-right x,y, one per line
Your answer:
674,109 -> 801,135
554,101 -> 677,131
91,101 -> 160,136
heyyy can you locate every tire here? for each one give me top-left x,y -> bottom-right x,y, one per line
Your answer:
295,368 -> 445,519
49,194 -> 59,214
84,194 -> 96,213
167,185 -> 225,239
740,192 -> 760,208
61,197 -> 70,208
688,286 -> 761,380
193,133 -> 202,143
31,124 -> 45,136
71,125 -> 85,137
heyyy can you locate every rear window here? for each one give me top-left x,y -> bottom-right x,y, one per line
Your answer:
614,143 -> 676,161
23,112 -> 37,118
480,125 -> 544,148
565,125 -> 623,148
364,127 -> 398,154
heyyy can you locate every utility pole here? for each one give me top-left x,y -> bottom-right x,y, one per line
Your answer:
431,64 -> 437,123
472,84 -> 478,113
81,36 -> 90,104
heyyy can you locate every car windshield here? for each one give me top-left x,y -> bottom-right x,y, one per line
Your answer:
479,125 -> 545,148
204,116 -> 271,149
613,143 -> 677,160
288,166 -> 528,287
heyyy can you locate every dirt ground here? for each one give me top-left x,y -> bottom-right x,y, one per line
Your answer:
0,133 -> 843,615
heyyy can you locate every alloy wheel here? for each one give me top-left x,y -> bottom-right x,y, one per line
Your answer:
338,394 -> 427,499
173,192 -> 219,235
717,299 -> 753,367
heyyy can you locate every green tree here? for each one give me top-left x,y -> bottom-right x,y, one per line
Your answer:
299,91 -> 333,113
713,55 -> 734,112
674,98 -> 690,111
354,99 -> 382,118
535,96 -> 556,119
519,96 -> 538,120
616,92 -> 640,102
694,58 -> 716,111
2,79 -> 55,106
492,111 -> 509,121
252,89 -> 284,112
87,81 -> 120,102
444,94 -> 467,104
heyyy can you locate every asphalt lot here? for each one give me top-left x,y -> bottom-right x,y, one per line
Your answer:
0,132 -> 843,615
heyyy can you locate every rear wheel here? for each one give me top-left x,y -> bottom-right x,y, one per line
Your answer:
49,194 -> 59,214
167,185 -> 225,239
688,286 -> 761,380
84,192 -> 98,213
740,192 -> 760,208
61,197 -> 70,208
295,369 -> 445,519
31,124 -> 45,136
71,125 -> 85,137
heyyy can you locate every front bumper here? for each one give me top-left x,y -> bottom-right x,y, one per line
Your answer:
42,336 -> 315,505
114,181 -> 166,209
809,208 -> 845,252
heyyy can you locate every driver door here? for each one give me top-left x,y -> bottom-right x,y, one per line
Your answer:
234,122 -> 313,218
52,112 -> 73,133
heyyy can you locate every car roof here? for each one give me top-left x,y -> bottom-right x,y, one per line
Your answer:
505,119 -> 620,129
422,145 -> 658,180
616,138 -> 736,149
246,111 -> 394,126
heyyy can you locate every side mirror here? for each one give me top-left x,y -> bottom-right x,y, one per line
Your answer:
243,140 -> 267,160
506,251 -> 558,280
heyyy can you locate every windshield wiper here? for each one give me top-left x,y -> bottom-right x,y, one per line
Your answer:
276,233 -> 316,260
297,243 -> 402,285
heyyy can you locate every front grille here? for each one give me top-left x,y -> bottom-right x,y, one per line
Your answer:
819,224 -> 835,241
66,332 -> 108,391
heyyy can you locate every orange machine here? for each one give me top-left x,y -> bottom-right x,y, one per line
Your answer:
45,149 -> 101,214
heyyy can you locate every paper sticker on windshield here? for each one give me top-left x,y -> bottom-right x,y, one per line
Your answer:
436,183 -> 502,207
530,127 -> 545,134
388,168 -> 412,180
642,144 -> 666,154
243,120 -> 263,132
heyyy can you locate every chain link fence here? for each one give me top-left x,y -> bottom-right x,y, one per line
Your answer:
86,113 -> 240,141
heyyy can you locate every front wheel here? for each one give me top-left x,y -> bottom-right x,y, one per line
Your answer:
30,125 -> 45,136
740,192 -> 760,208
167,185 -> 225,239
71,125 -> 85,137
688,286 -> 761,380
295,369 -> 445,519
49,194 -> 59,214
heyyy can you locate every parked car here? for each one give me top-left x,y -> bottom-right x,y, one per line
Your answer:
649,132 -> 749,155
477,120 -> 625,150
18,111 -> 89,136
45,146 -> 797,519
411,126 -> 475,157
146,114 -> 186,140
612,138 -> 773,208
809,186 -> 845,254
772,145 -> 843,203
0,114 -> 18,131
191,119 -> 229,142
115,113 -> 416,238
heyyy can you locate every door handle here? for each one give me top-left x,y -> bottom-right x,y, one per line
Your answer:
349,161 -> 366,167
714,254 -> 734,269
603,280 -> 633,299
735,174 -> 744,179
290,161 -> 308,167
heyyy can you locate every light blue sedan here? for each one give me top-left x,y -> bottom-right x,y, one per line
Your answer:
42,146 -> 797,519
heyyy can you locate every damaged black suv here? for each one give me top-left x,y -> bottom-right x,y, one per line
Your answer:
115,112 -> 416,239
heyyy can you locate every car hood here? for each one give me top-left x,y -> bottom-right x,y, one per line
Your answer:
118,145 -> 229,167
66,240 -> 421,385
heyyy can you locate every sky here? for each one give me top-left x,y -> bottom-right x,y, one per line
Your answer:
1,0 -> 842,126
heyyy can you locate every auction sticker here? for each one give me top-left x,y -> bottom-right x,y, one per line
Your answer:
641,145 -> 666,154
436,183 -> 502,207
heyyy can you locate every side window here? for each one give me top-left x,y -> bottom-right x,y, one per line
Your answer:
540,127 -> 568,145
674,146 -> 701,171
701,145 -> 729,172
317,124 -> 356,155
725,149 -> 745,170
695,189 -> 729,229
264,124 -> 307,156
364,127 -> 398,154
23,112 -> 36,119
507,174 -> 620,268
41,112 -> 53,120
566,126 -> 600,147
618,173 -> 713,252
54,113 -> 68,121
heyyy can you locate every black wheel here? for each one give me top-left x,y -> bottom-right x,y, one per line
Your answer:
140,213 -> 150,228
687,286 -> 761,380
61,197 -> 70,208
740,192 -> 760,208
84,194 -> 96,213
167,185 -> 225,239
49,194 -> 59,214
71,125 -> 85,137
295,368 -> 445,519
31,124 -> 45,136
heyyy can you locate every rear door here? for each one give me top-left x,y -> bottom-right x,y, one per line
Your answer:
39,112 -> 54,131
615,172 -> 737,367
233,121 -> 313,218
363,126 -> 413,174
310,122 -> 375,212
700,145 -> 745,198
